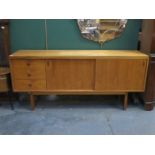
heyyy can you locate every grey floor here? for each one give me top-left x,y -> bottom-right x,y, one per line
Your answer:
0,95 -> 155,135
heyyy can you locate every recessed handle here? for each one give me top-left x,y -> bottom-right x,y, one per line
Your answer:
47,61 -> 50,66
28,83 -> 32,87
27,73 -> 31,77
27,62 -> 31,66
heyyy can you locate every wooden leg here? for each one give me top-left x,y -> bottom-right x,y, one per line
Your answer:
123,93 -> 128,110
30,94 -> 35,111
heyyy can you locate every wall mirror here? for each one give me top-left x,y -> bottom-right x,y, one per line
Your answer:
77,19 -> 127,46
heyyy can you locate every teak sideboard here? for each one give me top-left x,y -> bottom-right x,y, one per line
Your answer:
9,50 -> 149,110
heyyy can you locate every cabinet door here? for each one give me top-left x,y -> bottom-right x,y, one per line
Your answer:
46,59 -> 95,91
95,59 -> 147,91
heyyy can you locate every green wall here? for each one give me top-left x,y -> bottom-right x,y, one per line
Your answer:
10,19 -> 141,52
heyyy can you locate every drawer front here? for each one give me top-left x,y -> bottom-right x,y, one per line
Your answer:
13,79 -> 46,91
11,59 -> 46,79
11,59 -> 45,68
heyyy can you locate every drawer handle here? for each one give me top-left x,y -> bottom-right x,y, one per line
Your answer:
28,83 -> 32,87
47,61 -> 50,66
27,73 -> 31,77
27,62 -> 31,66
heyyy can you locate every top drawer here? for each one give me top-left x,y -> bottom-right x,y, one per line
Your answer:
10,59 -> 46,80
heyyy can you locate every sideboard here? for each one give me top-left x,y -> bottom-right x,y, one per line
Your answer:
9,50 -> 149,110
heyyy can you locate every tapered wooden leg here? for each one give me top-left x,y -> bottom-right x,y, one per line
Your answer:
30,94 -> 35,111
123,93 -> 128,110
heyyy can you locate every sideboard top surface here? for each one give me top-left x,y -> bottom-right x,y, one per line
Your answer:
10,50 -> 148,59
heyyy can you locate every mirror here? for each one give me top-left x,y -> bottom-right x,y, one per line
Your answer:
77,19 -> 127,46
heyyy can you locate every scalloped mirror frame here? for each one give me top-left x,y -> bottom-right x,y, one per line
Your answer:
77,19 -> 128,46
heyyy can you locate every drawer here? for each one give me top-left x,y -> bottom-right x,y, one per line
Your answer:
11,59 -> 45,68
13,79 -> 46,91
11,59 -> 46,79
